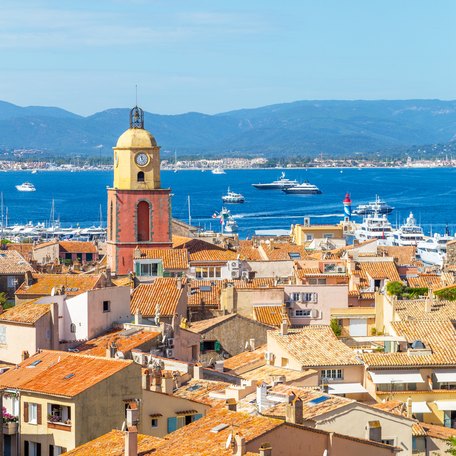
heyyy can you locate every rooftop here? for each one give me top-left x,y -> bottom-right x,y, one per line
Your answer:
131,278 -> 186,317
394,298 -> 456,321
253,305 -> 290,327
188,280 -> 222,308
174,379 -> 231,407
136,247 -> 189,270
0,300 -> 52,325
59,241 -> 98,254
64,429 -> 164,456
76,328 -> 161,357
173,236 -> 238,262
268,326 -> 362,368
15,273 -> 104,297
0,350 -> 133,398
0,250 -> 34,275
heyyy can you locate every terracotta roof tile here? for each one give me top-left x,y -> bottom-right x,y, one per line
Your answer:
76,329 -> 160,357
59,241 -> 97,254
231,278 -> 277,289
15,273 -> 103,297
269,326 -> 362,367
137,248 -> 189,270
188,280 -> 221,308
362,320 -> 456,367
377,246 -> 417,265
0,250 -> 34,274
237,240 -> 262,261
188,314 -> 236,333
173,379 -> 231,407
259,242 -> 310,261
357,261 -> 401,283
0,300 -> 51,325
253,305 -> 289,327
6,243 -> 34,258
131,278 -> 186,317
223,346 -> 267,373
407,274 -> 453,290
63,429 -> 164,455
151,408 -> 283,456
173,237 -> 237,262
0,350 -> 133,397
371,401 -> 425,436
394,298 -> 456,321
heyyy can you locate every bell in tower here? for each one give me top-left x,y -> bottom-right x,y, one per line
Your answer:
130,106 -> 144,129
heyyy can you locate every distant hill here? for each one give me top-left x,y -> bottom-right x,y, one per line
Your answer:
1,99 -> 456,157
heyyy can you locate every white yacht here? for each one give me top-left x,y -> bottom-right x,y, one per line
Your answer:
212,167 -> 226,175
282,181 -> 322,194
388,212 -> 425,246
354,212 -> 393,246
252,172 -> 298,190
417,233 -> 454,267
213,207 -> 238,233
16,182 -> 36,192
222,188 -> 245,204
353,195 -> 394,216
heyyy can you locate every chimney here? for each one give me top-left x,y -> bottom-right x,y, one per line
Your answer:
21,351 -> 30,362
226,398 -> 237,412
176,277 -> 183,290
25,270 -> 34,287
163,376 -> 174,394
424,298 -> 432,313
124,425 -> 138,456
142,369 -> 151,391
259,443 -> 272,456
256,382 -> 269,413
106,341 -> 117,359
193,365 -> 203,380
134,310 -> 142,325
249,338 -> 256,351
406,397 -> 413,418
233,434 -> 246,456
105,267 -> 112,287
279,319 -> 288,336
321,380 -> 329,394
285,393 -> 303,425
367,421 -> 382,442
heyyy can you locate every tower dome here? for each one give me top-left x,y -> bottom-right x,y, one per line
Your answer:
116,128 -> 157,149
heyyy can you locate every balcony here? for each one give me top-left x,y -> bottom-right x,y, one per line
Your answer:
47,419 -> 72,432
2,422 -> 18,435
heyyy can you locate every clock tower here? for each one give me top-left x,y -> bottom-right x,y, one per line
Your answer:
107,106 -> 172,275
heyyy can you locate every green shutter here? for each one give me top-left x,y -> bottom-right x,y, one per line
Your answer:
167,417 -> 177,433
134,261 -> 140,276
193,414 -> 203,422
215,340 -> 222,353
158,261 -> 164,277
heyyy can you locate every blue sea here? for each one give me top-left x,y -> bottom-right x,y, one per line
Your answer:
0,168 -> 455,239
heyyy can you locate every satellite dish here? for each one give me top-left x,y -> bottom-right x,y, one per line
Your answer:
225,432 -> 233,450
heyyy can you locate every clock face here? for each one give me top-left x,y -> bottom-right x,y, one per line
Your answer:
135,153 -> 149,167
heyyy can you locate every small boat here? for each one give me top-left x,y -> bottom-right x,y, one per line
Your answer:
282,181 -> 321,194
252,172 -> 298,190
213,207 -> 238,233
16,182 -> 36,192
353,195 -> 394,216
222,188 -> 245,204
31,169 -> 37,174
212,167 -> 226,175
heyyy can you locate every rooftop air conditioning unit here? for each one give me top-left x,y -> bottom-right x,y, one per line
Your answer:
336,266 -> 345,273
231,270 -> 240,279
310,309 -> 319,318
166,348 -> 174,358
229,261 -> 240,270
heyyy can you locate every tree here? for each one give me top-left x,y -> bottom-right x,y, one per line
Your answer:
447,436 -> 456,455
386,281 -> 404,297
0,293 -> 6,308
330,319 -> 342,337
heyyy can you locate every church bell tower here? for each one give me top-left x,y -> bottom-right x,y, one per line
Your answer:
107,106 -> 172,275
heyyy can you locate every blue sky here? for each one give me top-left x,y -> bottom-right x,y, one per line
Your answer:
1,0 -> 455,115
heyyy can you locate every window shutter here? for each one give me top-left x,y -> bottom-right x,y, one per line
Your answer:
134,262 -> 140,276
193,414 -> 203,421
37,404 -> 42,424
24,402 -> 29,422
37,442 -> 42,456
167,417 -> 177,433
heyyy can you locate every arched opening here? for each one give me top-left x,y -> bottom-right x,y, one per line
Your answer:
137,171 -> 145,182
137,201 -> 150,242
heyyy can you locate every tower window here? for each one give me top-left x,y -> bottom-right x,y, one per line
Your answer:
137,171 -> 145,182
137,201 -> 151,242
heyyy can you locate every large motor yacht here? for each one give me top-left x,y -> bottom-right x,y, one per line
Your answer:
388,212 -> 425,246
252,172 -> 298,190
16,182 -> 36,192
417,232 -> 454,267
354,212 -> 393,246
282,181 -> 322,194
353,195 -> 394,216
222,188 -> 245,204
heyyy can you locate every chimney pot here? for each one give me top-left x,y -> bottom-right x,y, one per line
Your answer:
226,398 -> 237,412
285,394 -> 303,425
279,319 -> 288,336
124,425 -> 138,456
142,369 -> 151,391
259,443 -> 273,456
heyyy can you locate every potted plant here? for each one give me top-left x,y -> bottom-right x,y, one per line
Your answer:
2,407 -> 18,434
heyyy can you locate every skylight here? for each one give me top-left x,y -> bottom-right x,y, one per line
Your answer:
308,396 -> 330,406
27,360 -> 42,368
210,423 -> 229,433
288,252 -> 301,260
188,384 -> 202,392
64,373 -> 75,380
200,286 -> 212,292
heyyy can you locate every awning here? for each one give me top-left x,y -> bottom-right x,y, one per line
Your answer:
412,402 -> 431,414
369,370 -> 425,384
434,369 -> 456,383
327,383 -> 368,395
434,401 -> 456,411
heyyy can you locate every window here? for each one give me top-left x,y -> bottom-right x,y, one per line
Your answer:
65,253 -> 72,260
137,171 -> 145,182
323,233 -> 333,239
308,278 -> 326,285
48,404 -> 71,425
306,234 -> 313,240
151,418 -> 158,428
102,301 -> 111,313
381,439 -> 395,446
50,445 -> 66,456
139,262 -> 159,277
70,324 -> 76,333
86,253 -> 93,262
295,309 -> 311,317
281,357 -> 289,367
27,403 -> 39,424
7,276 -> 16,289
0,325 -> 6,345
195,266 -> 221,279
137,201 -> 151,242
321,369 -> 343,380
24,441 -> 41,456
302,292 -> 317,302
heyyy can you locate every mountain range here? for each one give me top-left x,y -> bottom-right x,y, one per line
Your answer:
1,99 -> 456,158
